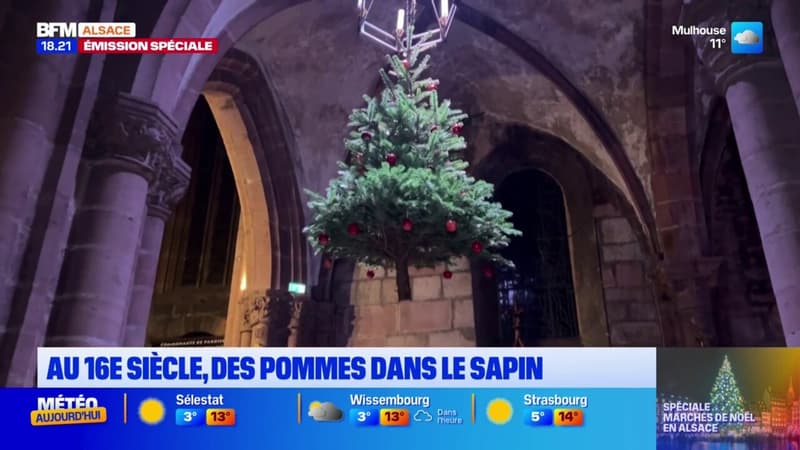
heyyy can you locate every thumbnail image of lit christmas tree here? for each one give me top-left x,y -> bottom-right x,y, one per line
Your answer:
709,355 -> 746,432
303,47 -> 520,301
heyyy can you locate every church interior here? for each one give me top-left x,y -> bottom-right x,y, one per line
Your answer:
1,0 -> 800,386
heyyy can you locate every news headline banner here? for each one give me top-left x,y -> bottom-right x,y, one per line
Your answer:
37,348 -> 656,388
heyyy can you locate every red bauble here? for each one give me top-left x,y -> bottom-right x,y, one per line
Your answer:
361,131 -> 372,141
347,223 -> 360,235
443,270 -> 453,279
323,257 -> 333,269
402,59 -> 410,69
451,123 -> 463,135
386,153 -> 398,166
471,241 -> 483,253
366,270 -> 375,279
431,124 -> 439,131
482,265 -> 494,279
445,219 -> 457,233
427,82 -> 438,91
402,218 -> 413,232
318,233 -> 330,245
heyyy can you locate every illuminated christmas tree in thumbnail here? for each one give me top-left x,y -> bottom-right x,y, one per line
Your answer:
709,355 -> 745,432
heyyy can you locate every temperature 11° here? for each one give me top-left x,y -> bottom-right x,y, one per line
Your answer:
710,37 -> 727,49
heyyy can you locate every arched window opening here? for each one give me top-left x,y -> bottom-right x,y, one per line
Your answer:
494,169 -> 579,346
147,97 -> 240,345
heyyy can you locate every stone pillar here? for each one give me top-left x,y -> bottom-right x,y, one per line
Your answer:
772,0 -> 800,113
684,1 -> 800,344
123,149 -> 191,346
0,0 -> 93,349
46,94 -> 179,347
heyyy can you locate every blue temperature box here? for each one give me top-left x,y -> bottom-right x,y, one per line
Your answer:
524,408 -> 554,426
36,38 -> 78,55
349,408 -> 380,426
175,408 -> 204,426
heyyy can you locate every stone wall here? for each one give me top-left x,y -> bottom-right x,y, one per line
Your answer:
593,203 -> 663,345
147,288 -> 228,345
329,258 -> 476,347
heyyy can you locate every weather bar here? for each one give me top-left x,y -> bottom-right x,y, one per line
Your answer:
671,21 -> 763,54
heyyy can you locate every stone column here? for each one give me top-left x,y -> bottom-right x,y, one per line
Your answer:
0,0 -> 94,348
46,94 -> 178,347
123,149 -> 191,346
772,0 -> 800,113
683,1 -> 800,345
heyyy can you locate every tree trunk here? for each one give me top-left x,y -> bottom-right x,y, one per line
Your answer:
396,258 -> 412,301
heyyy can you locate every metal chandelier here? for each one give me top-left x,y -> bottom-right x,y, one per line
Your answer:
357,0 -> 457,54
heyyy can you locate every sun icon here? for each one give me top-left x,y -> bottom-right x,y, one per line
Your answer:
308,400 -> 321,412
486,398 -> 513,425
138,398 -> 165,425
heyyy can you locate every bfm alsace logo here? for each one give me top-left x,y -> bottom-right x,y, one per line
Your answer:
36,22 -> 217,54
36,22 -> 137,38
31,395 -> 108,426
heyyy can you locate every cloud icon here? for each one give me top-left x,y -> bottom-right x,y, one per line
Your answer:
307,401 -> 343,422
414,409 -> 433,422
734,30 -> 760,45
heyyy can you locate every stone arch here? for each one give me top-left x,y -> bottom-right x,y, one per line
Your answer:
139,0 -> 312,128
200,49 -> 307,346
118,0 -> 656,252
95,1 -> 663,346
470,123 -> 663,346
454,3 -> 658,254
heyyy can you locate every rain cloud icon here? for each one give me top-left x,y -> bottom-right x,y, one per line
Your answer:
308,401 -> 343,422
414,409 -> 433,422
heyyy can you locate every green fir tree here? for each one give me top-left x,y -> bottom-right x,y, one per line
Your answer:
709,355 -> 746,432
303,49 -> 520,301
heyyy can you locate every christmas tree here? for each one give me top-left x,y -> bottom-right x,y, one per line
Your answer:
303,47 -> 520,301
709,355 -> 746,432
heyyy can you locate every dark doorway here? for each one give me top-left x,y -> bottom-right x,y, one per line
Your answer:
491,169 -> 580,346
146,97 -> 240,345
706,133 -> 784,345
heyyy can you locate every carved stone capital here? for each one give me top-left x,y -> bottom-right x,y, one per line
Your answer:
86,93 -> 178,179
240,292 -> 269,329
148,144 -> 191,219
680,0 -> 781,92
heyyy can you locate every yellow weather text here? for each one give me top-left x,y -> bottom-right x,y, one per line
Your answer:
30,407 -> 107,426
